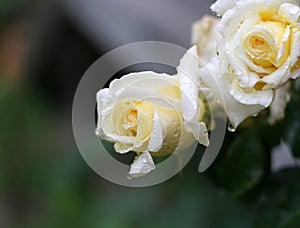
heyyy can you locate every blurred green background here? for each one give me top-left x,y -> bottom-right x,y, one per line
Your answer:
0,0 -> 299,227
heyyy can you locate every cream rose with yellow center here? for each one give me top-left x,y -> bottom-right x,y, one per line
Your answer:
197,0 -> 300,128
215,0 -> 300,88
96,47 -> 209,178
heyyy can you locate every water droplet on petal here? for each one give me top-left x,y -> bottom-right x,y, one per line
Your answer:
253,113 -> 258,117
95,129 -> 100,136
227,123 -> 236,132
236,69 -> 243,76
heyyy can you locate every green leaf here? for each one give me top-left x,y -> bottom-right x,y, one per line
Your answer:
279,210 -> 300,228
210,131 -> 266,196
253,168 -> 300,228
283,81 -> 300,157
284,120 -> 300,157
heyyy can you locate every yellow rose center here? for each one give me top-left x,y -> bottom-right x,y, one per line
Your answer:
124,109 -> 138,136
111,98 -> 184,155
244,20 -> 291,72
112,101 -> 154,140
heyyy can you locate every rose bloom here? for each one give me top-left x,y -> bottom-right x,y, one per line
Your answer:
196,0 -> 300,128
192,16 -> 276,128
96,47 -> 209,178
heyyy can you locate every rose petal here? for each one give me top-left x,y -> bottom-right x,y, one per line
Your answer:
147,110 -> 164,152
128,151 -> 155,179
278,3 -> 300,24
210,0 -> 239,16
177,46 -> 200,122
262,29 -> 300,87
109,71 -> 178,92
177,46 -> 210,145
185,121 -> 209,146
230,78 -> 274,107
199,58 -> 267,128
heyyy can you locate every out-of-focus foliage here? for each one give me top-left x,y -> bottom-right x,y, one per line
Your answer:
254,168 -> 300,228
209,130 -> 266,197
0,82 -> 53,191
210,81 -> 299,183
0,0 -> 26,27
0,82 -> 254,227
284,82 -> 300,158
2,80 -> 299,227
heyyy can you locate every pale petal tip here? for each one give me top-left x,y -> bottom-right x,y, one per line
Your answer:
128,151 -> 155,179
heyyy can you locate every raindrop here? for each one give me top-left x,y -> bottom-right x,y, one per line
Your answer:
227,123 -> 236,132
142,157 -> 148,164
95,129 -> 100,136
235,69 -> 243,76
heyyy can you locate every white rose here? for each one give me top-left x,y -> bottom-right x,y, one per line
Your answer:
190,17 -> 266,128
96,47 -> 209,178
203,0 -> 300,128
